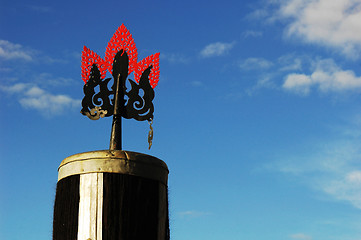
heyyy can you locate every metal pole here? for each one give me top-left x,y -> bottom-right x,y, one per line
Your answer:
109,72 -> 122,150
109,50 -> 128,151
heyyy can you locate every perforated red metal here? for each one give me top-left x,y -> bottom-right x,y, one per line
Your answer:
81,24 -> 160,88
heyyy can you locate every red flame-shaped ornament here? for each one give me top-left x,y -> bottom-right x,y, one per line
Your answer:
81,24 -> 160,88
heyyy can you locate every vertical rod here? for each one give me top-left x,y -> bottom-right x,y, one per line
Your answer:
109,73 -> 123,150
109,115 -> 122,150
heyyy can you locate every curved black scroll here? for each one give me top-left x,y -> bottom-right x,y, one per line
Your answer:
123,66 -> 154,121
80,64 -> 114,120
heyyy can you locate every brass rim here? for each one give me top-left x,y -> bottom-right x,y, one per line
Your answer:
58,150 -> 169,185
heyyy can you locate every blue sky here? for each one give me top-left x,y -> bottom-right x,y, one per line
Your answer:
2,0 -> 361,239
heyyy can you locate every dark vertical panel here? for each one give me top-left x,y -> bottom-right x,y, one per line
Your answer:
53,175 -> 80,240
103,173 -> 169,240
165,187 -> 170,240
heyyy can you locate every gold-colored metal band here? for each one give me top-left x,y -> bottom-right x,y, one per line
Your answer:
58,150 -> 169,186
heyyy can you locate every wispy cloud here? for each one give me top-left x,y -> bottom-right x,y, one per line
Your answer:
160,52 -> 190,64
0,40 -> 35,61
270,115 -> 361,210
240,54 -> 306,95
246,75 -> 276,96
0,39 -> 67,64
242,30 -> 263,38
239,54 -> 361,96
240,57 -> 273,70
0,67 -> 12,72
1,83 -> 28,93
323,170 -> 361,209
200,42 -> 235,58
34,73 -> 75,86
289,233 -> 312,240
278,54 -> 304,72
247,8 -> 270,20
276,0 -> 361,58
283,73 -> 312,95
282,58 -> 361,95
1,83 -> 80,117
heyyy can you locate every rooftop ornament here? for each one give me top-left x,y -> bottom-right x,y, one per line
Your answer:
80,24 -> 160,150
53,24 -> 169,240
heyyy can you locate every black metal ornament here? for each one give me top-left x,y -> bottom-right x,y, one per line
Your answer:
80,49 -> 155,150
80,66 -> 113,120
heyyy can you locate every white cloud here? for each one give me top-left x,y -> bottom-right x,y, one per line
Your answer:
246,75 -> 276,96
277,0 -> 361,58
0,40 -> 34,61
0,83 -> 28,93
323,170 -> 361,209
278,55 -> 304,71
0,39 -> 69,64
282,58 -> 361,95
34,73 -> 74,86
283,73 -> 312,95
190,81 -> 204,87
240,54 -> 309,95
1,83 -> 80,117
247,8 -> 270,20
223,92 -> 243,100
290,233 -> 312,240
160,53 -> 190,64
200,42 -> 235,57
346,171 -> 361,183
242,30 -> 263,38
240,57 -> 273,70
275,141 -> 361,210
271,115 -> 361,210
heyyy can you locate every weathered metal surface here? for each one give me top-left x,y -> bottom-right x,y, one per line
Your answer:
78,173 -> 103,240
58,150 -> 169,186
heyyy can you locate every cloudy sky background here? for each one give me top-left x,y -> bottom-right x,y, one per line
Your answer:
2,0 -> 361,239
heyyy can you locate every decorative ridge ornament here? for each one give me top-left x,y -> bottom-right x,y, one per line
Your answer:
80,24 -> 159,150
81,24 -> 160,88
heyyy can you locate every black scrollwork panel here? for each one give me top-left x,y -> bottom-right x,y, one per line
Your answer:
80,64 -> 114,120
123,66 -> 154,121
